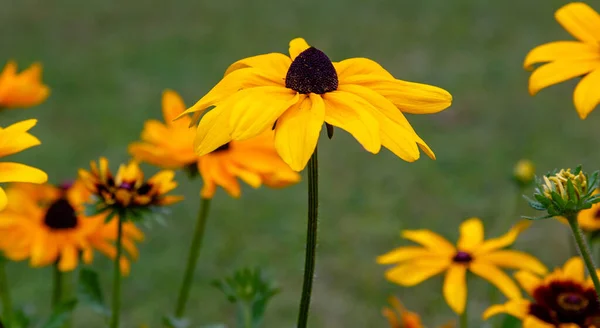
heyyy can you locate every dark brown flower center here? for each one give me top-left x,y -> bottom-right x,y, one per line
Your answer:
530,280 -> 600,326
285,47 -> 338,94
43,198 -> 78,230
212,143 -> 231,153
594,208 -> 600,219
452,251 -> 473,263
558,293 -> 589,311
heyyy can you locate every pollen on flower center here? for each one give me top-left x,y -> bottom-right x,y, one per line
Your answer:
43,198 -> 78,230
558,292 -> 589,311
452,251 -> 473,263
285,47 -> 338,94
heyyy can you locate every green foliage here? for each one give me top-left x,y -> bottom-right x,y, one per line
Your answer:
77,268 -> 109,317
500,315 -> 521,328
40,300 -> 77,328
162,315 -> 190,328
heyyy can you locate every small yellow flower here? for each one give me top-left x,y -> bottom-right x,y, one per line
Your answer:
0,60 -> 50,109
383,296 -> 454,328
128,90 -> 300,198
514,159 -> 535,187
377,218 -> 547,314
0,181 -> 143,274
180,37 -> 452,171
484,257 -> 600,328
0,119 -> 48,210
524,2 -> 600,119
78,157 -> 182,212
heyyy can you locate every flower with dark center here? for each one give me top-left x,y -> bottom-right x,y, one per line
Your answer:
285,47 -> 338,94
43,198 -> 78,230
452,251 -> 473,263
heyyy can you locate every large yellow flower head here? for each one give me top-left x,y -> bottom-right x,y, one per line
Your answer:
0,119 -> 48,210
377,218 -> 547,314
180,38 -> 452,171
0,60 -> 50,109
525,2 -> 600,119
484,257 -> 600,328
0,181 -> 143,274
128,90 -> 300,198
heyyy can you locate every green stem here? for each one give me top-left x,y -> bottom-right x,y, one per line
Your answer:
51,263 -> 63,308
0,260 -> 13,328
110,215 -> 124,328
296,148 -> 319,328
566,214 -> 600,298
460,306 -> 468,328
241,303 -> 252,328
174,197 -> 212,318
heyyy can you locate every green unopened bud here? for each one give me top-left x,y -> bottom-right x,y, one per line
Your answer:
513,159 -> 535,187
527,166 -> 600,219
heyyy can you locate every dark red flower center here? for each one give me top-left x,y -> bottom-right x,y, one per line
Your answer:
285,47 -> 338,94
452,251 -> 473,263
44,198 -> 78,230
594,208 -> 600,219
529,280 -> 600,326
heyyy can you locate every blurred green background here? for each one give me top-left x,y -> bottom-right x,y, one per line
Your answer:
2,0 -> 600,326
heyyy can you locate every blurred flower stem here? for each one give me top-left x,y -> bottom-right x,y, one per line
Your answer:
174,197 -> 212,318
51,263 -> 63,307
0,259 -> 12,327
297,148 -> 319,328
566,213 -> 600,297
460,305 -> 468,328
110,214 -> 124,328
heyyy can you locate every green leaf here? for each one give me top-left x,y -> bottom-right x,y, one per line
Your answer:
40,299 -> 77,328
550,191 -> 566,208
567,179 -> 577,201
78,268 -> 109,316
161,315 -> 190,328
500,314 -> 521,328
533,194 -> 551,206
12,308 -> 31,328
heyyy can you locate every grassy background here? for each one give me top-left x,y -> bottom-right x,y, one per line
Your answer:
2,0 -> 600,326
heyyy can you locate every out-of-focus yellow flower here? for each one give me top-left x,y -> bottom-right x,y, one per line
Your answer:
0,61 -> 50,109
484,257 -> 600,328
524,2 -> 600,119
179,37 -> 452,171
557,189 -> 600,232
129,90 -> 300,198
377,218 -> 547,314
383,296 -> 455,328
514,160 -> 535,187
0,181 -> 143,274
0,119 -> 48,210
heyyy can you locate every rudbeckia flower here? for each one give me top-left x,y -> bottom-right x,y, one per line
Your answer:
525,2 -> 600,119
377,218 -> 547,314
484,257 -> 600,328
0,181 -> 143,273
0,119 -> 48,210
0,61 -> 50,109
128,90 -> 300,198
383,296 -> 454,328
180,38 -> 452,171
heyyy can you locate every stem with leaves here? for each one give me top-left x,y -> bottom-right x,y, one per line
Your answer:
566,213 -> 600,298
110,214 -> 124,328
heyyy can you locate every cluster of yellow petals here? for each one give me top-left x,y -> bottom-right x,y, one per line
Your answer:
0,61 -> 49,109
541,168 -> 587,201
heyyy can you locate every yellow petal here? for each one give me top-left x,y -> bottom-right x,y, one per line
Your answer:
470,261 -> 522,299
289,38 -> 311,60
476,220 -> 531,254
58,245 -> 78,272
376,246 -> 435,264
528,60 -> 600,96
194,107 -> 233,156
162,89 -> 187,124
482,299 -> 530,320
574,68 -> 600,119
524,41 -> 600,70
401,230 -> 456,254
322,90 -> 381,154
0,188 -> 6,211
0,162 -> 47,184
274,94 -> 324,171
443,264 -> 467,314
457,217 -> 484,252
333,58 -> 394,80
484,250 -> 547,275
514,271 -> 542,296
555,2 -> 600,44
385,257 -> 450,286
562,257 -> 584,282
225,53 -> 292,77
523,316 -> 555,328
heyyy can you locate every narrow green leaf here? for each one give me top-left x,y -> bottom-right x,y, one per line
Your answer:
550,191 -> 566,208
40,299 -> 77,328
78,268 -> 109,316
12,308 -> 31,328
567,179 -> 577,201
162,315 -> 190,328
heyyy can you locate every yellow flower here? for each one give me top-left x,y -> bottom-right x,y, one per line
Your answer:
484,257 -> 600,328
383,296 -> 454,328
0,60 -> 50,109
0,181 -> 144,274
78,157 -> 183,211
180,38 -> 452,171
128,90 -> 300,198
0,119 -> 48,210
524,2 -> 600,119
514,159 -> 536,187
377,218 -> 547,314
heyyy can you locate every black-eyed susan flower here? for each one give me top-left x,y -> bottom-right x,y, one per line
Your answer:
0,119 -> 48,210
0,181 -> 143,274
383,296 -> 455,328
128,90 -> 300,198
180,38 -> 452,171
0,61 -> 49,109
525,2 -> 600,119
377,218 -> 547,314
484,257 -> 600,328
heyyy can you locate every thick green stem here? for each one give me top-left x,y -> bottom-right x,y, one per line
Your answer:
296,148 -> 319,328
566,214 -> 600,298
460,306 -> 468,328
51,263 -> 63,308
241,303 -> 252,328
174,197 -> 212,318
110,215 -> 124,328
0,260 -> 13,328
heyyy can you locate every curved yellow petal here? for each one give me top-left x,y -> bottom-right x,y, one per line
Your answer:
457,217 -> 484,252
401,230 -> 456,254
58,245 -> 78,272
194,107 -> 233,156
162,89 -> 187,124
470,261 -> 522,299
482,299 -> 530,320
476,220 -> 531,254
562,257 -> 584,282
0,187 -> 6,211
528,60 -> 600,96
333,58 -> 394,80
523,316 -> 555,328
555,2 -> 600,44
322,90 -> 381,154
484,250 -> 547,275
0,163 -> 47,184
376,246 -> 434,264
274,94 -> 324,171
225,53 -> 292,77
514,270 -> 542,296
385,257 -> 450,286
524,41 -> 600,70
574,68 -> 600,119
289,38 -> 311,60
443,264 -> 467,314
